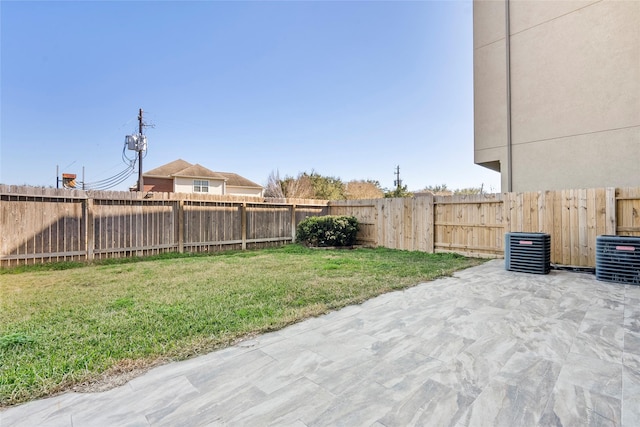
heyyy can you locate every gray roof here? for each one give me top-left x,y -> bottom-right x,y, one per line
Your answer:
217,172 -> 262,189
144,159 -> 262,188
143,159 -> 193,178
172,164 -> 227,180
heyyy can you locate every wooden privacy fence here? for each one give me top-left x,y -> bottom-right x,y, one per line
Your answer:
0,185 -> 327,267
2,185 -> 639,268
329,187 -> 640,267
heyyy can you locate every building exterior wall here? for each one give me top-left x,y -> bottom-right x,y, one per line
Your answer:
173,177 -> 225,195
226,186 -> 264,197
144,177 -> 174,193
473,0 -> 640,191
473,0 -> 510,190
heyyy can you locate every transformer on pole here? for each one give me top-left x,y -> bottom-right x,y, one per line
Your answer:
125,108 -> 149,191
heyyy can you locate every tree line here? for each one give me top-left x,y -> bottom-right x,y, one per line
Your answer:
264,170 -> 487,200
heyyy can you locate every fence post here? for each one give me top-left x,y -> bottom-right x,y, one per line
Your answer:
426,194 -> 434,253
241,202 -> 247,250
85,197 -> 94,261
176,200 -> 184,253
605,187 -> 617,235
291,204 -> 297,243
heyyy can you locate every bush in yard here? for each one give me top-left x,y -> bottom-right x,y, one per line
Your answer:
296,215 -> 358,247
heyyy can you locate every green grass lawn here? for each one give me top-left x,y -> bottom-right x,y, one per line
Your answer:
0,245 -> 485,406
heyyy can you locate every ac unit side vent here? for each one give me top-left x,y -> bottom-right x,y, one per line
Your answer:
596,235 -> 640,285
505,232 -> 551,274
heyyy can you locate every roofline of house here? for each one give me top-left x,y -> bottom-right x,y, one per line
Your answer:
172,174 -> 228,181
226,184 -> 263,189
143,173 -> 228,181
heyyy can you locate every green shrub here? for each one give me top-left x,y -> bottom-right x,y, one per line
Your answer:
296,215 -> 358,247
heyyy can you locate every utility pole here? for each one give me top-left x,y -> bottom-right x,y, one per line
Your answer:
138,108 -> 144,192
126,108 -> 151,192
394,165 -> 402,191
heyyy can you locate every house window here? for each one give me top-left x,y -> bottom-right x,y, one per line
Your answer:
193,179 -> 209,193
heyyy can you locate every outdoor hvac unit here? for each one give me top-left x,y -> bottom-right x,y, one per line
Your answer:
505,232 -> 551,274
596,235 -> 640,285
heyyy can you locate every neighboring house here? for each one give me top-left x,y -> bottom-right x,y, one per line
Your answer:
473,0 -> 639,192
142,159 -> 264,197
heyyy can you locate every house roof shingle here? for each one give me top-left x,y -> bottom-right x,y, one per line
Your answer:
143,159 -> 262,189
217,172 -> 262,189
172,164 -> 227,180
143,159 -> 193,178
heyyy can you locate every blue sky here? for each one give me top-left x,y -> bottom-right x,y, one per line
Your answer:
1,0 -> 500,193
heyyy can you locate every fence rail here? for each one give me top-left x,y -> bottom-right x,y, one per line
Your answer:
0,185 -> 328,267
2,185 -> 639,267
329,187 -> 640,267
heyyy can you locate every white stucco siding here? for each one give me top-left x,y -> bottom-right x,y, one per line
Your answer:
173,177 -> 225,194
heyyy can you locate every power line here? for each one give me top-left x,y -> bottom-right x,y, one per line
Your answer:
56,108 -> 151,191
80,162 -> 137,191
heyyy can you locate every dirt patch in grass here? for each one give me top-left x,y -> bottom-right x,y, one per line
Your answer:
70,358 -> 166,394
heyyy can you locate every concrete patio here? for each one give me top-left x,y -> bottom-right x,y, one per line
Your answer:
2,259 -> 639,426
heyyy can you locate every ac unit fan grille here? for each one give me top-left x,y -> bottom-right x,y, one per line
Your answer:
505,232 -> 551,274
596,235 -> 640,285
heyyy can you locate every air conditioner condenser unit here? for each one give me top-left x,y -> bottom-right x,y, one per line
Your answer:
596,235 -> 640,285
505,232 -> 551,274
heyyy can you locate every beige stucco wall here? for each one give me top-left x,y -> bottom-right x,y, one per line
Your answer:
473,0 -> 509,189
513,127 -> 640,191
473,39 -> 508,162
226,186 -> 264,197
474,0 -> 640,191
174,177 -> 225,195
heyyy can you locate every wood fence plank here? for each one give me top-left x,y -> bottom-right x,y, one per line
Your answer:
560,190 -> 570,265
606,187 -> 617,235
569,190 -> 580,266
425,195 -> 434,252
86,199 -> 94,260
403,197 -> 412,251
542,191 -> 554,260
537,191 -> 545,233
586,188 -> 597,266
617,187 -> 640,236
578,189 -> 589,266
495,195 -> 504,251
523,192 -> 532,231
595,188 -> 606,239
631,188 -> 640,236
